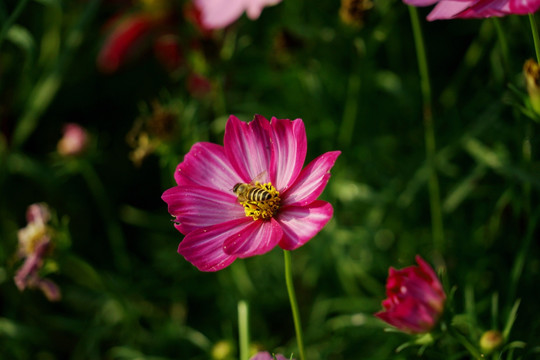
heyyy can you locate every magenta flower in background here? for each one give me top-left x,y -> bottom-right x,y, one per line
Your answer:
162,115 -> 340,271
250,351 -> 292,360
14,203 -> 61,302
57,123 -> 89,156
194,0 -> 282,29
405,0 -> 540,20
375,255 -> 446,334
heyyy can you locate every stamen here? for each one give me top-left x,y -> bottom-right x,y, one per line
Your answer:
239,182 -> 281,221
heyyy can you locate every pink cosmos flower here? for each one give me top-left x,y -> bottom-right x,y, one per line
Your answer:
375,255 -> 446,334
14,203 -> 61,302
405,0 -> 540,20
194,0 -> 282,29
57,123 -> 89,156
250,351 -> 292,360
162,115 -> 340,271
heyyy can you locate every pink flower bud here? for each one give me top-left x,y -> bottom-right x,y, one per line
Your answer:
57,123 -> 89,156
375,255 -> 446,334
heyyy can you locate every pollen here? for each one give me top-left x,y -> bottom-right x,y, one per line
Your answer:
240,182 -> 281,221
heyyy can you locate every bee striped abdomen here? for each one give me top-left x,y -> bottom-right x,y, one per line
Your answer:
248,188 -> 272,202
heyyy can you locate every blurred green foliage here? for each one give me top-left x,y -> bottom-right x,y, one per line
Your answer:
1,0 -> 540,359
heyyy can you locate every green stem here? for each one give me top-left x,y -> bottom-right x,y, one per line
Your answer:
529,13 -> 540,63
0,0 -> 30,51
283,250 -> 305,360
79,160 -> 130,273
238,300 -> 249,360
408,6 -> 445,255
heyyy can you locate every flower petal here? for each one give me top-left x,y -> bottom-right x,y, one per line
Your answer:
510,0 -> 540,13
426,0 -> 480,19
162,185 -> 244,233
276,200 -> 333,250
224,115 -> 273,184
269,118 -> 307,192
282,151 -> 340,207
195,0 -> 246,29
175,142 -> 241,192
223,218 -> 282,257
178,218 -> 252,271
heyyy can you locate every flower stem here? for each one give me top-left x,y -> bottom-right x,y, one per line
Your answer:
408,6 -> 445,255
238,300 -> 250,360
283,250 -> 305,360
529,13 -> 540,62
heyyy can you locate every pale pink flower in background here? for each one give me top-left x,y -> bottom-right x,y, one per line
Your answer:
57,123 -> 89,156
404,0 -> 540,20
14,203 -> 61,302
250,351 -> 292,360
162,115 -> 340,271
375,255 -> 445,334
195,0 -> 282,29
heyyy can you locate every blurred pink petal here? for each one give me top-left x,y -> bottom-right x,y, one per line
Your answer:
407,0 -> 540,19
194,0 -> 282,29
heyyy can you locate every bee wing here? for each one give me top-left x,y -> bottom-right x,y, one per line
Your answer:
249,170 -> 268,185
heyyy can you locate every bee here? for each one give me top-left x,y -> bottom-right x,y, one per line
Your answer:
233,182 -> 273,203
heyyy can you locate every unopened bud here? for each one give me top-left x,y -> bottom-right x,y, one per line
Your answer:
479,329 -> 504,354
211,340 -> 234,360
524,59 -> 540,116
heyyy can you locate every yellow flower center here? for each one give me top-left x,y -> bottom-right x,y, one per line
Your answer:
239,182 -> 281,221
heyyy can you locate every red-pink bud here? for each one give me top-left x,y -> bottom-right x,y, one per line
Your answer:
57,123 -> 89,156
375,255 -> 446,334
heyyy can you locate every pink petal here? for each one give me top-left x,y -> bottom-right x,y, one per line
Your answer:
269,118 -> 307,192
427,0 -> 475,19
510,0 -> 540,13
282,151 -> 340,207
459,0 -> 511,17
277,200 -> 333,250
178,218 -> 253,271
223,218 -> 282,257
38,278 -> 61,302
245,0 -> 282,19
195,0 -> 246,29
162,185 -> 244,234
224,115 -> 273,184
175,142 -> 241,192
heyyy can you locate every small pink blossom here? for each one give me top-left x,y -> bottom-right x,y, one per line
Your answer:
375,255 -> 445,334
162,115 -> 340,271
250,351 -> 292,360
194,0 -> 282,29
404,0 -> 540,20
57,123 -> 89,156
14,203 -> 61,302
